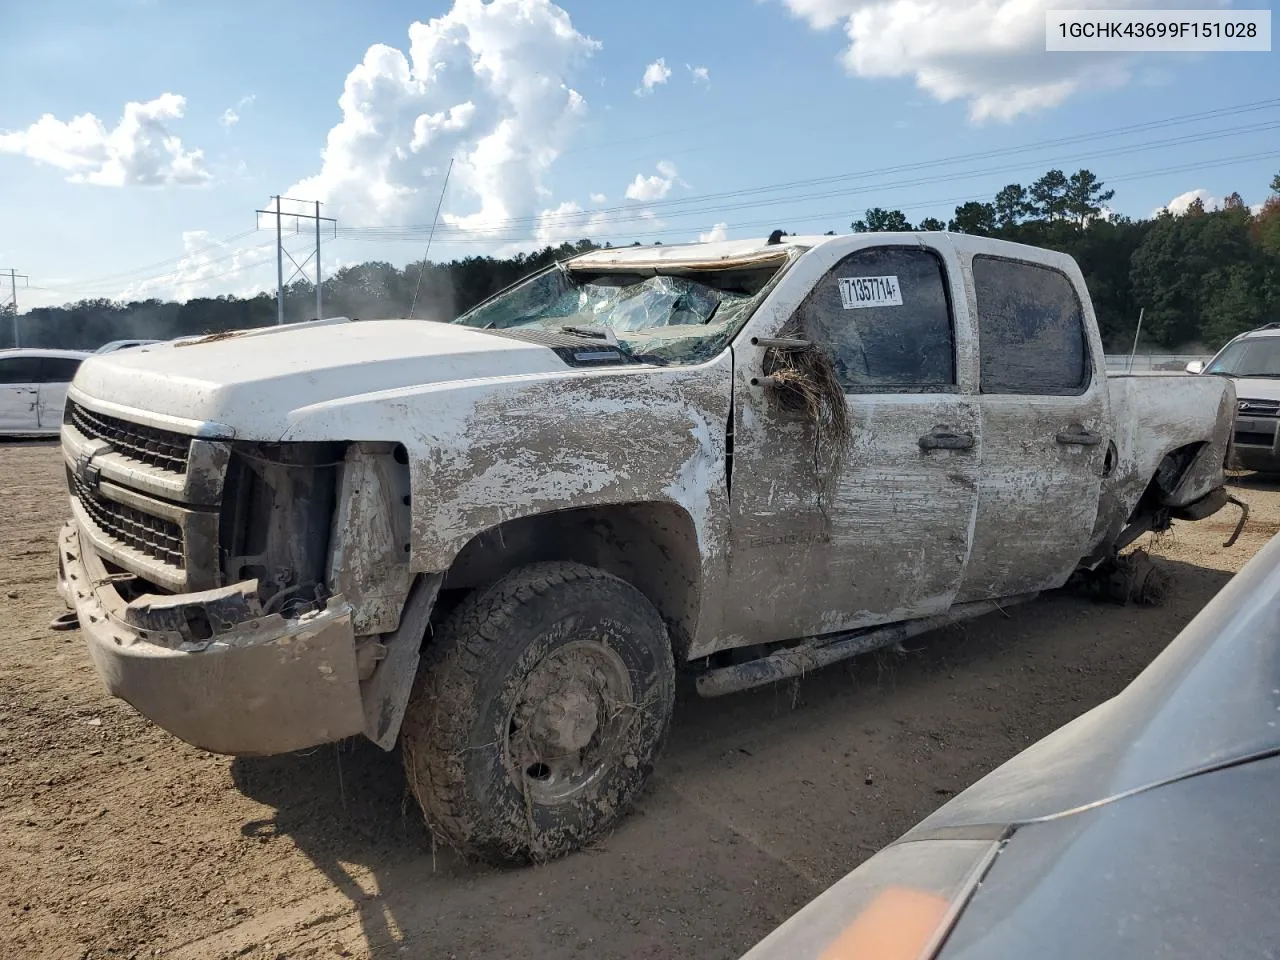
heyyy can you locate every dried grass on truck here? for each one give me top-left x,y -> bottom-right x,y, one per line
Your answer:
762,319 -> 852,477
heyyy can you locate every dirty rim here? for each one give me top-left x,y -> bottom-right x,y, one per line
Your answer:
504,638 -> 635,805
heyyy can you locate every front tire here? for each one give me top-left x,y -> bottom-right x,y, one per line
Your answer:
400,561 -> 676,863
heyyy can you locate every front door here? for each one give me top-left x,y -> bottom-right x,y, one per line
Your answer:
952,248 -> 1110,602
0,356 -> 40,434
723,241 -> 981,647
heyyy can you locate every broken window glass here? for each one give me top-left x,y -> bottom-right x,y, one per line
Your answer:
452,258 -> 789,365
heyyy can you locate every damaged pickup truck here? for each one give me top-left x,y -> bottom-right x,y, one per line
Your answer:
55,232 -> 1239,863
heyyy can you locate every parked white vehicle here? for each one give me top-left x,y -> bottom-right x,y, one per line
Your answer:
1186,323 -> 1280,473
95,339 -> 161,354
0,348 -> 92,436
54,232 -> 1238,863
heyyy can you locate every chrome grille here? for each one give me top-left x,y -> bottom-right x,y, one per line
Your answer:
66,400 -> 191,474
67,466 -> 185,570
1238,398 -> 1280,417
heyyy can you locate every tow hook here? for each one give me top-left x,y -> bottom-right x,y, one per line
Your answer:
49,611 -> 80,632
1224,494 -> 1250,548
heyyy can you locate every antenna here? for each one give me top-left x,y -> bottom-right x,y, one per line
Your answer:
409,158 -> 455,319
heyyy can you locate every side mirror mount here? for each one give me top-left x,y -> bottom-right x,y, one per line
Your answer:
1185,360 -> 1205,375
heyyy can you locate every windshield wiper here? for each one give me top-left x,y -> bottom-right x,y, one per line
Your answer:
561,324 -> 615,341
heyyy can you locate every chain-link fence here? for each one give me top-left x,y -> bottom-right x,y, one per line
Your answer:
1104,354 -> 1210,373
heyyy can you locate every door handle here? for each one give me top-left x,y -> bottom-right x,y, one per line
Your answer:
919,429 -> 975,451
1056,426 -> 1102,446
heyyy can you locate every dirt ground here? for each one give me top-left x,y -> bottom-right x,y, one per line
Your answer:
1,439 -> 1274,960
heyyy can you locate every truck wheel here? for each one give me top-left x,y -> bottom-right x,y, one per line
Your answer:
400,561 -> 676,864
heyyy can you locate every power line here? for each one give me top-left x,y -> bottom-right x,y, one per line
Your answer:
329,149 -> 1279,247
50,235 -> 282,296
338,121 -> 1280,241
339,97 -> 1280,237
34,96 -> 1280,299
40,237 -> 316,307
55,229 -> 259,289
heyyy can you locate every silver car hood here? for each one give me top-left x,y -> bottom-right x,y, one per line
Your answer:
1230,377 -> 1280,403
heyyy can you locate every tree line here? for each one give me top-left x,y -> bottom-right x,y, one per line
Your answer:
7,169 -> 1279,353
842,168 -> 1280,350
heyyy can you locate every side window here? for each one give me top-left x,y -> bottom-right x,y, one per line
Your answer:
797,246 -> 955,391
973,256 -> 1089,395
0,356 -> 41,384
37,357 -> 84,383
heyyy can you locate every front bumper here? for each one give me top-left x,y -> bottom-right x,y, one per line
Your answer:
56,519 -> 367,756
1231,444 -> 1280,473
1232,411 -> 1280,472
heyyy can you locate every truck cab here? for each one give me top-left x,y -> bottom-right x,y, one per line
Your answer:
54,232 -> 1235,864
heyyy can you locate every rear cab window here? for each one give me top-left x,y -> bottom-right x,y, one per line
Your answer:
797,246 -> 957,392
972,256 -> 1090,395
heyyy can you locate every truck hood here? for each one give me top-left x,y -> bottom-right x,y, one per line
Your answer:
70,319 -> 569,439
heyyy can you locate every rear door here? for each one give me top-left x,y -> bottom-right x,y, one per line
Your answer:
0,355 -> 41,434
953,247 -> 1110,601
35,356 -> 84,428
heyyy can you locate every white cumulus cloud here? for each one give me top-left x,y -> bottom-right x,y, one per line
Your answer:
1158,188 -> 1221,216
636,57 -> 672,95
219,94 -> 256,128
533,200 -> 658,244
689,64 -> 710,84
282,0 -> 600,236
0,93 -> 210,186
624,160 -> 681,202
774,0 -> 1215,122
116,231 -> 284,302
698,222 -> 728,242
589,192 -> 607,203
625,174 -> 672,202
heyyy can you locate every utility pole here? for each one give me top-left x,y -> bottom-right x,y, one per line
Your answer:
315,200 -> 322,323
3,268 -> 28,348
254,197 -> 336,325
275,195 -> 283,326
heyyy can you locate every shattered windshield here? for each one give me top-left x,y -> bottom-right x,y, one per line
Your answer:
1205,338 -> 1280,377
452,256 -> 789,365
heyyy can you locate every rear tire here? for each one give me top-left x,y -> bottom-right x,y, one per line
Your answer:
400,561 -> 676,863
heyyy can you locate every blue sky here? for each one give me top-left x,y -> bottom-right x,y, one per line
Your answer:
1,0 -> 1276,309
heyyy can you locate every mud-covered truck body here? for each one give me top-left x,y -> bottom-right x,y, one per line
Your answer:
56,232 -> 1237,862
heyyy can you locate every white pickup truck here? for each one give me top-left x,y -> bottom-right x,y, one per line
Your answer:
54,232 -> 1238,863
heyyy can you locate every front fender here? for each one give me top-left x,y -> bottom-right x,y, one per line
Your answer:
281,359 -> 734,615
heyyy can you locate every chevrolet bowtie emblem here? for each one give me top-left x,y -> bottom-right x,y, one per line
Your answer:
73,452 -> 101,489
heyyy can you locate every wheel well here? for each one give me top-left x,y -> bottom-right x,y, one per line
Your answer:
441,503 -> 703,660
1134,441 -> 1208,518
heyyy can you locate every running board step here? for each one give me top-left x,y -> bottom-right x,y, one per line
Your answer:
696,593 -> 1040,697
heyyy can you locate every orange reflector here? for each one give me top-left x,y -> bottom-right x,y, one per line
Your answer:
818,886 -> 953,960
